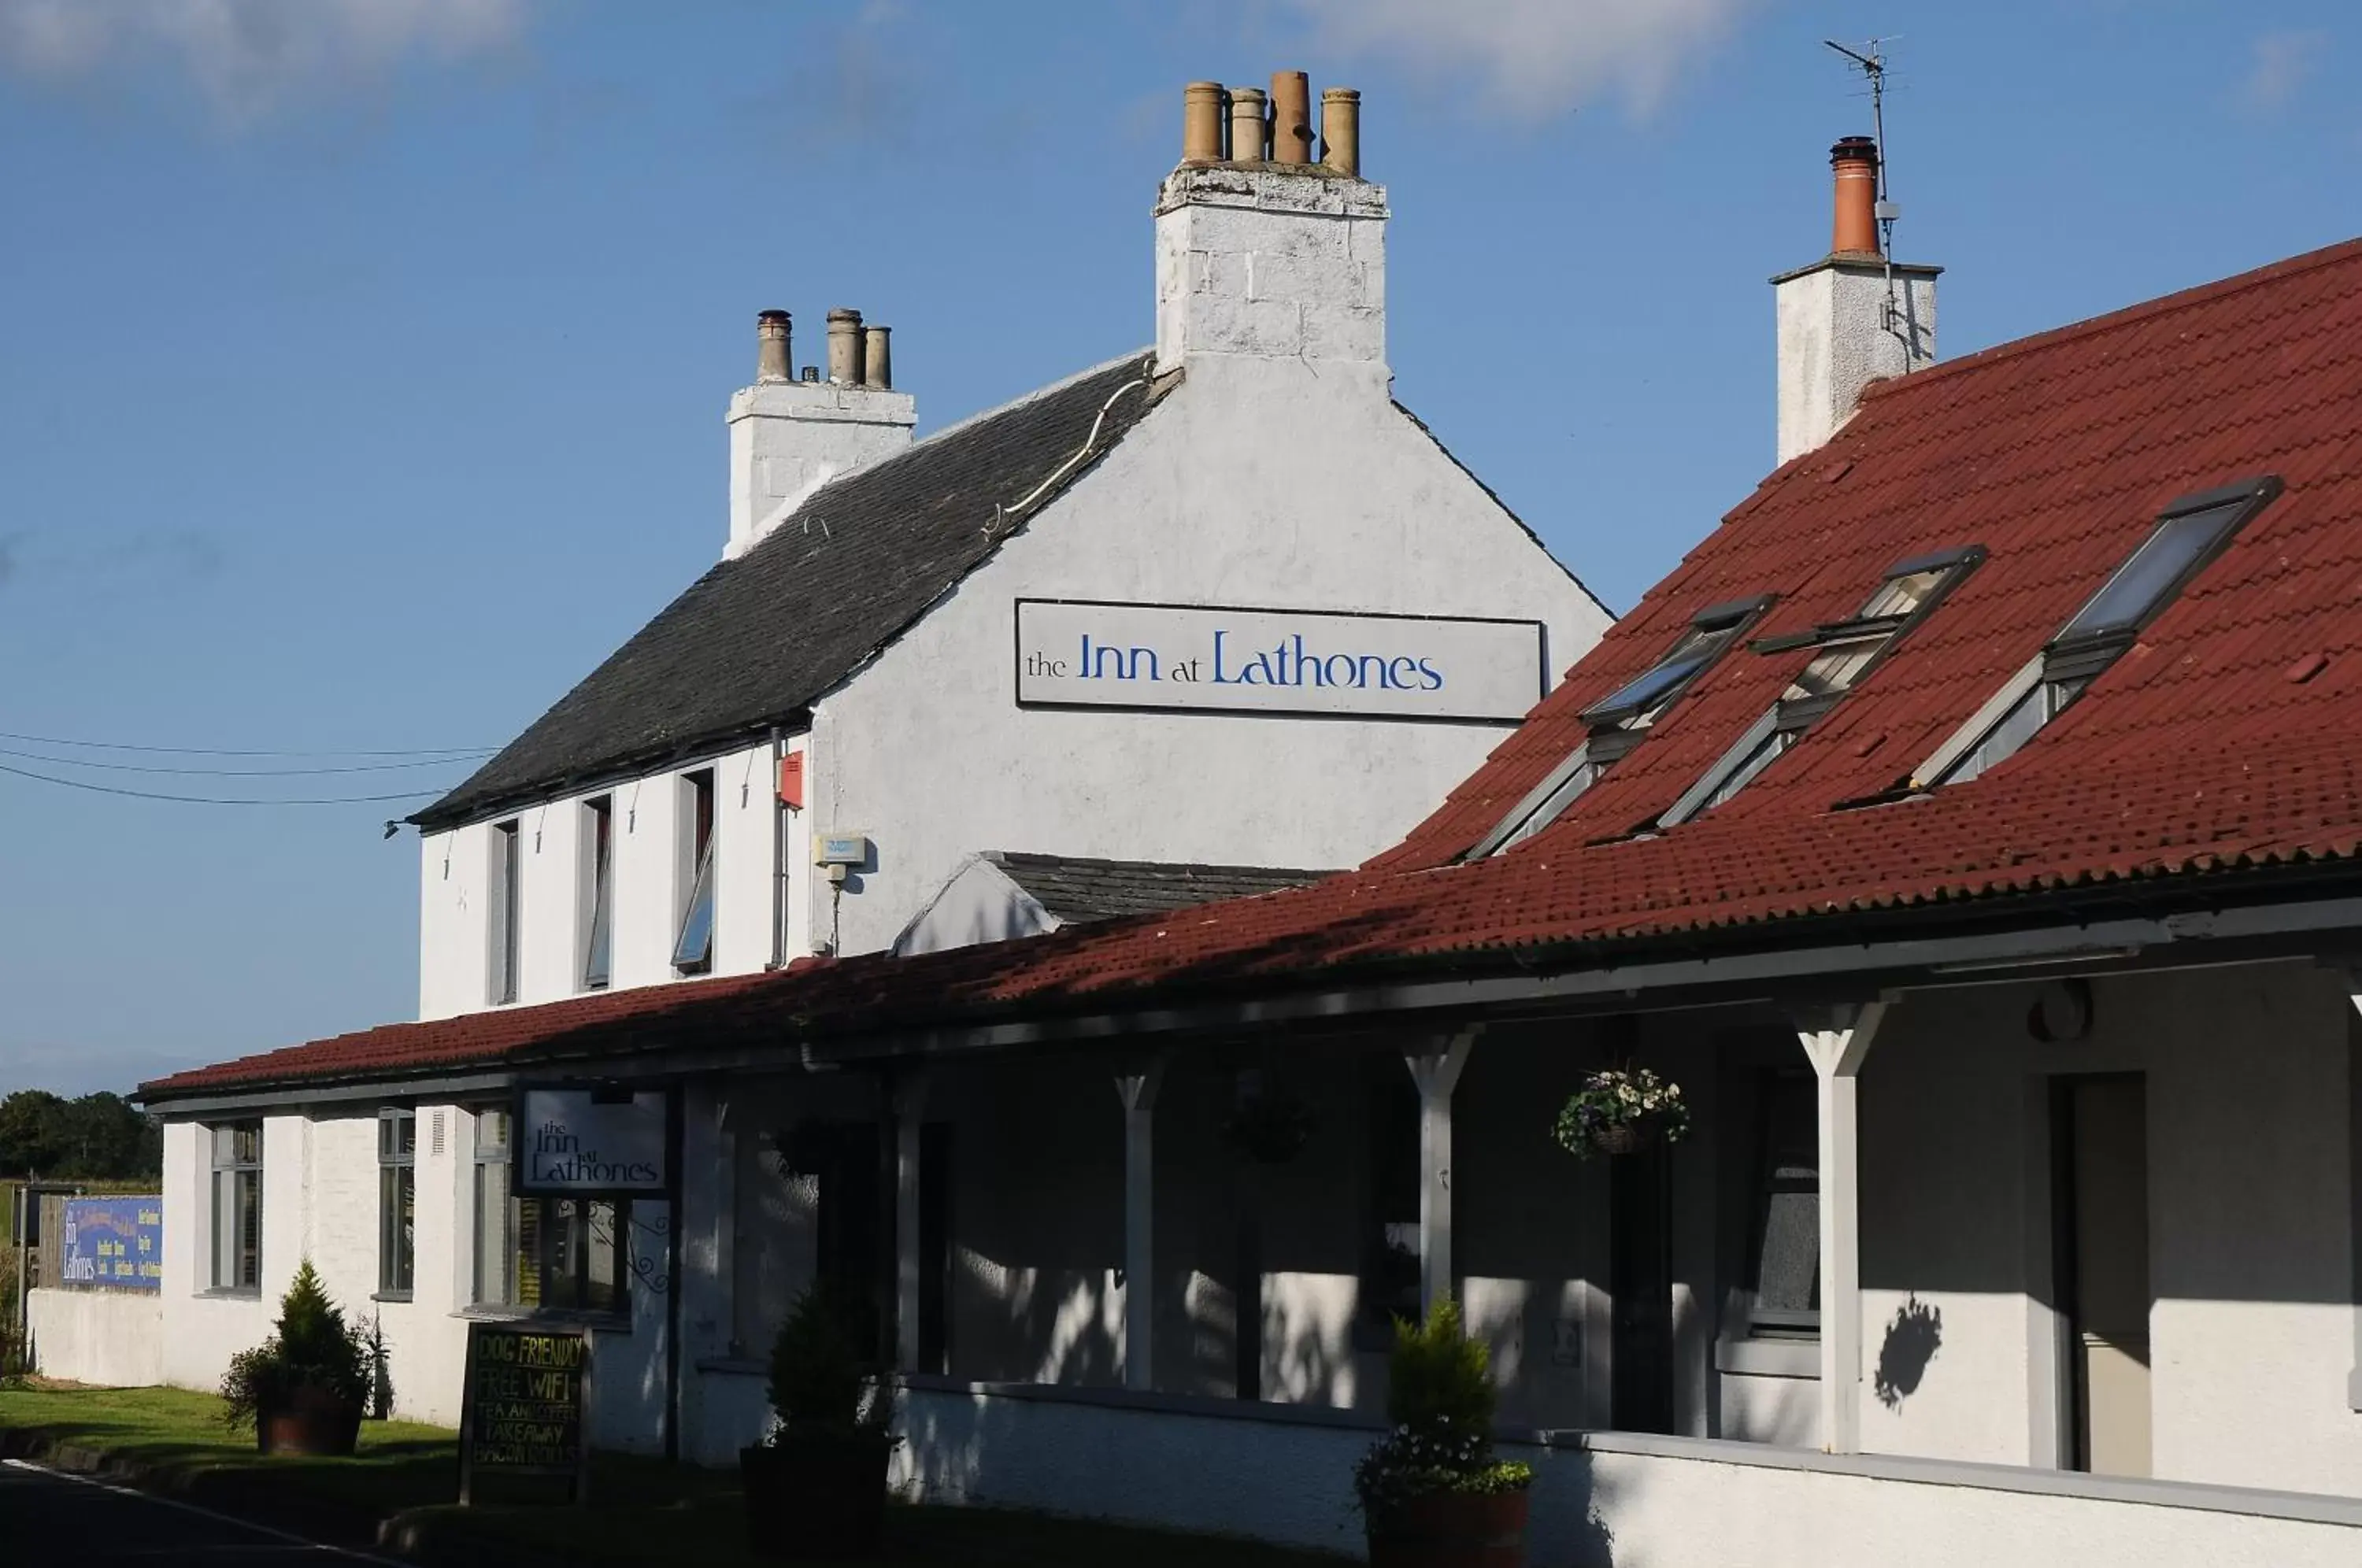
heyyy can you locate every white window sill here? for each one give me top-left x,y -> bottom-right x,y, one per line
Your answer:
1715,1334 -> 1820,1379
194,1288 -> 261,1302
452,1304 -> 631,1333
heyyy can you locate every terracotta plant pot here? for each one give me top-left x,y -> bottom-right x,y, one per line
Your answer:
256,1383 -> 361,1457
741,1431 -> 893,1560
1367,1487 -> 1530,1568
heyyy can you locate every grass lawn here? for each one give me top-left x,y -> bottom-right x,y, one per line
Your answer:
0,1383 -> 1353,1566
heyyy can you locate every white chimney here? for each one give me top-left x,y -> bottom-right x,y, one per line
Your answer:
1153,73 -> 1387,393
726,308 -> 916,560
1773,137 -> 1938,464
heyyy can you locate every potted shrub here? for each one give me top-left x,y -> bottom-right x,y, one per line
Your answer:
741,1282 -> 896,1560
1356,1296 -> 1534,1567
220,1259 -> 371,1456
1552,1067 -> 1689,1159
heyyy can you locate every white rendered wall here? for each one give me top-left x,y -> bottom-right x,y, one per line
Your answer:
28,1288 -> 162,1386
893,1384 -> 2362,1567
417,738 -> 798,1020
810,353 -> 1607,956
1774,259 -> 1938,463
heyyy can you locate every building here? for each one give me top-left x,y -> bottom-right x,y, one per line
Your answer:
83,76 -> 1617,1468
126,127 -> 2362,1567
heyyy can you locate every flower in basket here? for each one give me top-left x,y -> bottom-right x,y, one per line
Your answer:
1552,1067 -> 1690,1159
1353,1296 -> 1533,1537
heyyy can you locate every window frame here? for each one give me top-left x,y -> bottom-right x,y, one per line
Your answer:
581,796 -> 614,993
376,1108 -> 416,1300
1915,477 -> 2281,789
1740,1068 -> 1822,1340
1660,548 -> 1983,827
672,769 -> 717,976
488,819 -> 522,1005
468,1105 -> 631,1322
208,1121 -> 263,1295
1462,596 -> 1773,859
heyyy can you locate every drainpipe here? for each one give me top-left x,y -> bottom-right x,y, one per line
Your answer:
768,728 -> 787,970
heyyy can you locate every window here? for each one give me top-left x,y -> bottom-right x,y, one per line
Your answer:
471,1108 -> 627,1316
209,1122 -> 262,1292
489,819 -> 521,1005
1920,479 -> 2279,788
378,1110 -> 416,1296
1660,549 -> 1980,827
673,770 -> 716,974
1465,597 -> 1772,858
582,797 -> 614,992
1744,1072 -> 1820,1336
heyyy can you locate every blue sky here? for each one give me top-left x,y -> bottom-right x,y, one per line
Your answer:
0,0 -> 2352,1095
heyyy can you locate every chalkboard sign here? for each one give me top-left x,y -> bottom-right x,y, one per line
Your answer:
457,1322 -> 593,1505
60,1198 -> 163,1291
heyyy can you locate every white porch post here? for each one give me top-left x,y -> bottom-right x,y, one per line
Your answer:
893,1070 -> 929,1372
1797,999 -> 1891,1455
1114,1057 -> 1169,1392
1405,1029 -> 1479,1316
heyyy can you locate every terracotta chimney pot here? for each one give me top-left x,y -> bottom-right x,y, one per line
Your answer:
826,307 -> 864,386
1320,87 -> 1361,176
1831,136 -> 1881,257
1182,81 -> 1225,165
861,324 -> 892,390
755,310 -> 792,383
1268,70 -> 1313,164
1227,86 -> 1267,162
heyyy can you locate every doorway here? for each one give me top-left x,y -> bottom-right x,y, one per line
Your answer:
1609,1138 -> 1675,1433
2054,1075 -> 2152,1477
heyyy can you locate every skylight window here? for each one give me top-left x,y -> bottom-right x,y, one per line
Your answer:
1463,597 -> 1772,859
1917,478 -> 2280,789
1659,549 -> 1982,827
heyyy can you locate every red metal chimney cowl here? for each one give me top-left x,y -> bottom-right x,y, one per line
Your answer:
1831,135 -> 1881,257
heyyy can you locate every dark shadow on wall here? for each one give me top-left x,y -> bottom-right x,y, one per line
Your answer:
1872,1293 -> 1942,1410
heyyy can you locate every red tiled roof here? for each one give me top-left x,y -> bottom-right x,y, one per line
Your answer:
145,235 -> 2362,1101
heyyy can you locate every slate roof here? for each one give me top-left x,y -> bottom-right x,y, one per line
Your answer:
413,352 -> 1166,830
147,235 -> 2362,1101
987,852 -> 1333,925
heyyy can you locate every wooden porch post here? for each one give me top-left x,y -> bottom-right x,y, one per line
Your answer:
1114,1057 -> 1169,1392
1405,1029 -> 1479,1317
1797,999 -> 1891,1455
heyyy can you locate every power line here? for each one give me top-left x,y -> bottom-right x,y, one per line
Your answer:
0,729 -> 495,760
0,745 -> 484,778
0,759 -> 454,806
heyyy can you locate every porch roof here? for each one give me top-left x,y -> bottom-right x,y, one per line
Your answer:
144,235 -> 2362,1103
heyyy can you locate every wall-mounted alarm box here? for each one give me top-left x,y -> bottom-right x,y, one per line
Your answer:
816,834 -> 870,867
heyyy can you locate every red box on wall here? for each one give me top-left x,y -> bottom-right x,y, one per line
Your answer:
778,752 -> 805,810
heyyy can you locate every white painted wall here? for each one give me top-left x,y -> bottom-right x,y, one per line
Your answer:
1774,258 -> 1938,463
892,1383 -> 2362,1567
28,1288 -> 161,1386
811,354 -> 1605,957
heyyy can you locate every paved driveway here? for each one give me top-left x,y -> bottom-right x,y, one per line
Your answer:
0,1459 -> 401,1564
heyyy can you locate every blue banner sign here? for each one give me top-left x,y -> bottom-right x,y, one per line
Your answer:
61,1197 -> 163,1291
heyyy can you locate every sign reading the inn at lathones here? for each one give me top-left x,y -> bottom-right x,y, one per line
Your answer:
1013,599 -> 1548,723
59,1197 -> 164,1291
458,1322 -> 593,1505
514,1085 -> 669,1196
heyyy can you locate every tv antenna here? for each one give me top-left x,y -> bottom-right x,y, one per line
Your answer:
1824,36 -> 1924,368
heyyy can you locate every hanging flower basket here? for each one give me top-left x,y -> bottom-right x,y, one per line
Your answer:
1553,1067 -> 1689,1160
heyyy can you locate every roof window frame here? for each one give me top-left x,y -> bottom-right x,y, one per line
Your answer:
1914,476 -> 2281,790
1658,547 -> 1984,828
1461,595 -> 1773,860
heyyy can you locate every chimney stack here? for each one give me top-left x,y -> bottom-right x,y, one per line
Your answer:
1156,72 -> 1386,382
727,306 -> 916,559
755,309 -> 793,383
1771,135 -> 1938,464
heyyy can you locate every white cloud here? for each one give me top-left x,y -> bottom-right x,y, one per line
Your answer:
1283,0 -> 1764,119
2238,28 -> 2325,115
0,0 -> 528,120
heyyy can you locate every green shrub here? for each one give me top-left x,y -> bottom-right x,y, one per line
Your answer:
1355,1295 -> 1532,1525
765,1282 -> 890,1444
219,1259 -> 371,1430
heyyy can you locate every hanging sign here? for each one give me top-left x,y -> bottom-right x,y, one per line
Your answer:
457,1322 -> 593,1505
1013,599 -> 1546,722
513,1086 -> 669,1196
59,1197 -> 163,1292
